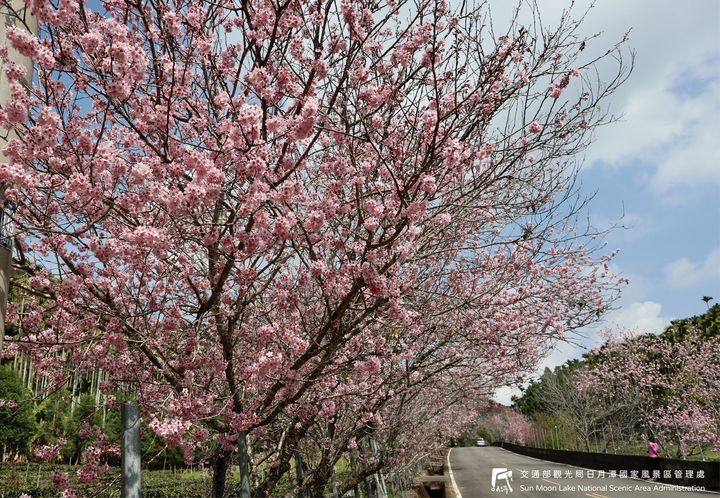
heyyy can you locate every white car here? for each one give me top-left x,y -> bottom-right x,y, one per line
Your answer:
475,438 -> 486,446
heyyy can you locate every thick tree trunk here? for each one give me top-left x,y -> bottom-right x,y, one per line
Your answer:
338,462 -> 385,498
255,456 -> 293,498
304,458 -> 334,498
213,433 -> 252,498
211,451 -> 230,498
255,419 -> 314,498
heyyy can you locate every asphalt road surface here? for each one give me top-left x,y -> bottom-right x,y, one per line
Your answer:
448,447 -> 715,498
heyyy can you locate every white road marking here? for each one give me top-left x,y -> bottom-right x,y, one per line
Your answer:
447,448 -> 463,498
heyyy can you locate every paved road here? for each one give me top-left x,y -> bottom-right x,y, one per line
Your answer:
448,447 -> 714,498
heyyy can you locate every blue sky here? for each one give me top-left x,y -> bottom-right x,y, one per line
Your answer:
495,0 -> 720,404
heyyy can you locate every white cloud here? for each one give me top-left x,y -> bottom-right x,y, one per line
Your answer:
591,71 -> 720,196
493,385 -> 518,406
665,247 -> 720,289
650,86 -> 720,194
605,300 -> 671,334
581,2 -> 720,198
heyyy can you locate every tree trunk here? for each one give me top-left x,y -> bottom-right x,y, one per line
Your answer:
255,455 -> 292,498
210,432 -> 252,497
338,462 -> 385,498
211,451 -> 230,498
294,449 -> 304,498
304,455 -> 336,498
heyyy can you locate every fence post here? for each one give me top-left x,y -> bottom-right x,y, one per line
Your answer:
122,401 -> 141,498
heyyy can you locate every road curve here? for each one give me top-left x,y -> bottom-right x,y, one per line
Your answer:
448,447 -> 714,498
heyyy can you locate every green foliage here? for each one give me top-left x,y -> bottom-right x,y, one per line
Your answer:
452,426 -> 493,447
33,394 -> 70,447
475,427 -> 492,442
141,430 -> 186,469
661,303 -> 719,342
139,470 -> 218,498
2,377 -> 185,467
0,366 -> 37,457
512,369 -> 547,416
32,392 -> 118,463
529,413 -> 579,450
449,434 -> 478,447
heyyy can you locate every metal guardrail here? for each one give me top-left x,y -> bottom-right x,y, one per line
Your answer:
493,442 -> 720,492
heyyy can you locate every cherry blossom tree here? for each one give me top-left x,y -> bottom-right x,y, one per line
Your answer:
0,0 -> 630,495
581,328 -> 720,459
478,405 -> 533,445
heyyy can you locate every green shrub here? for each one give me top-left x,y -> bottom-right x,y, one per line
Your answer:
0,367 -> 37,458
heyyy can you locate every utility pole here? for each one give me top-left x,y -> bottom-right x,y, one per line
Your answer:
0,1 -> 36,350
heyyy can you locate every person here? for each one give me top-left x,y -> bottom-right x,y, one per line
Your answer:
648,436 -> 660,480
